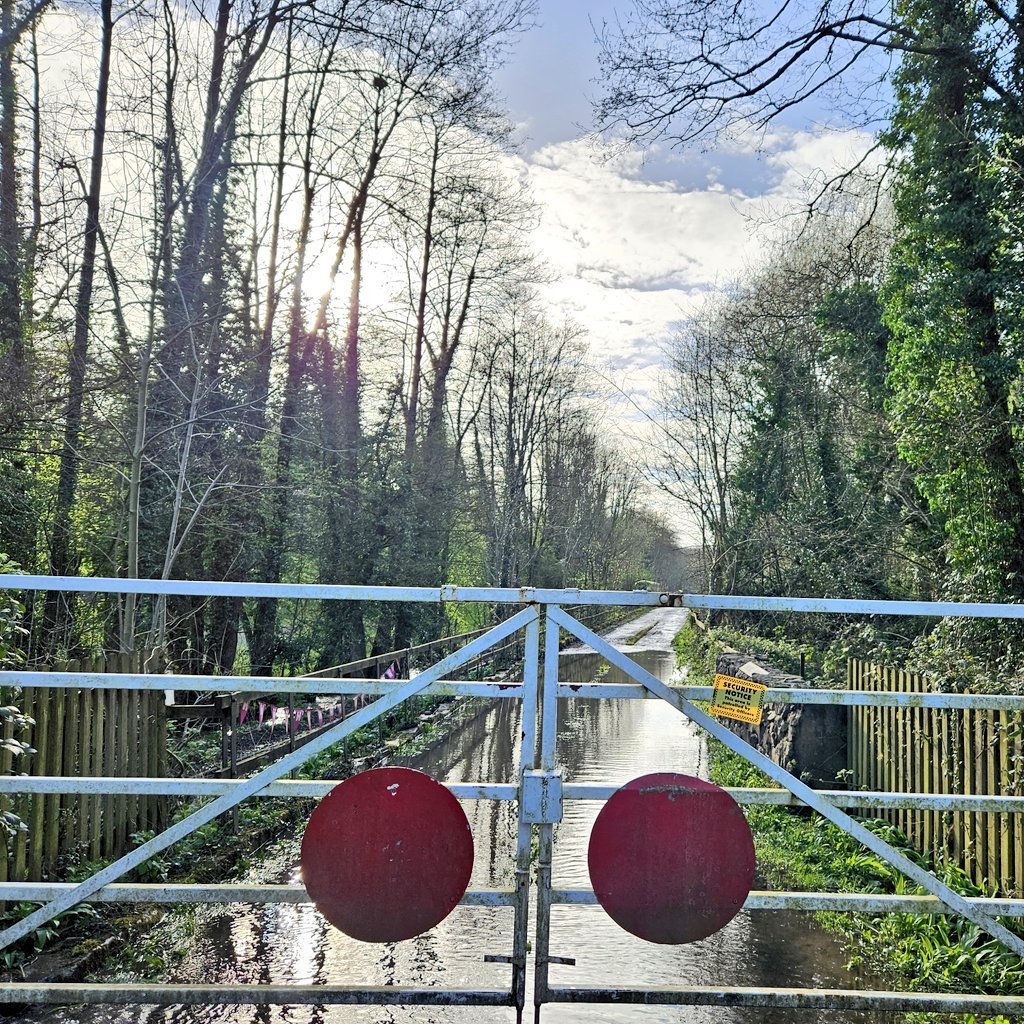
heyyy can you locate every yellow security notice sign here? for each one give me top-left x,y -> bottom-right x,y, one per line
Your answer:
710,674 -> 767,725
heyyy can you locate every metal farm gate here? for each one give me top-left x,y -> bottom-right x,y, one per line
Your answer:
2,576 -> 1024,1019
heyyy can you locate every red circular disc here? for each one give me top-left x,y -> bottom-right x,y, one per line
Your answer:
588,772 -> 754,944
300,767 -> 473,942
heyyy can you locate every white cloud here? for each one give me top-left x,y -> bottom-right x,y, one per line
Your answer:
766,128 -> 882,192
511,128 -> 877,541
515,127 -> 876,384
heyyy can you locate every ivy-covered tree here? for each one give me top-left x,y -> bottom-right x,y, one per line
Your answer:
882,0 -> 1024,602
601,0 -> 1024,623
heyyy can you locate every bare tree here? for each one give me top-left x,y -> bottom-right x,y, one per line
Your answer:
45,0 -> 118,649
593,0 -> 1022,148
654,302 -> 748,592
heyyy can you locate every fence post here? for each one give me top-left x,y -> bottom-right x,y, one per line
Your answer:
27,685 -> 46,879
859,659 -> 868,789
61,672 -> 80,858
76,686 -> 90,855
952,699 -> 965,866
985,710 -> 998,891
135,652 -> 150,834
869,660 -> 879,797
962,698 -> 976,881
881,665 -> 892,828
930,674 -> 942,863
12,692 -> 27,877
230,699 -> 239,832
998,710 -> 1012,895
854,660 -> 866,790
219,696 -> 231,777
975,703 -> 988,888
153,651 -> 168,831
973,709 -> 988,890
116,657 -> 130,854
898,668 -> 909,837
287,692 -> 295,755
43,668 -> 67,873
1012,712 -> 1024,897
102,670 -> 116,856
127,673 -> 140,840
911,671 -> 923,848
92,683 -> 106,860
847,659 -> 857,787
0,706 -> 12,897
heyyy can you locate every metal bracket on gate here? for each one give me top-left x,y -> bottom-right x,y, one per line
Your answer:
521,770 -> 563,824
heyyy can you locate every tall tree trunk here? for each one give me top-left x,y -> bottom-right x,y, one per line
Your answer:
250,54 -> 316,675
45,0 -> 114,649
0,0 -> 21,362
122,19 -> 177,652
22,21 -> 39,324
316,217 -> 366,665
342,218 -> 363,474
405,130 -> 439,458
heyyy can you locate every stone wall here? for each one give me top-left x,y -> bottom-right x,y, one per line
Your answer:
716,650 -> 847,786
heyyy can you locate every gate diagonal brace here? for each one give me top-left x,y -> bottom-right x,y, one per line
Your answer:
0,606 -> 539,954
547,606 -> 1024,960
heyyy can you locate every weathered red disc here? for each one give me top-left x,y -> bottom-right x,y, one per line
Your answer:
588,772 -> 754,944
300,767 -> 473,942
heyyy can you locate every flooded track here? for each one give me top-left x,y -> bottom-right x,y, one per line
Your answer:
32,609 -> 897,1024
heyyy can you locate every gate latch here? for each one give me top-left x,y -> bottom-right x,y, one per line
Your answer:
521,769 -> 563,824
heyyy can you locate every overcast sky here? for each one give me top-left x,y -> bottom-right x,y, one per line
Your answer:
489,2 -> 877,472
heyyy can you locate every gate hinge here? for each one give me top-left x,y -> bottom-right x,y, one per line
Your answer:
521,769 -> 563,824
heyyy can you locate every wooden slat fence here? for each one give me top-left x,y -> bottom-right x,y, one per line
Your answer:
848,658 -> 1024,897
0,651 -> 167,883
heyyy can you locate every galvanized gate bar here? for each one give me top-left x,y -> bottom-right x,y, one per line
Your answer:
743,892 -> 1024,913
561,783 -> 1024,810
0,606 -> 538,954
531,608 -> 562,1022
684,593 -> 1024,618
549,888 -> 1024,914
0,671 -> 521,697
721,788 -> 1024,811
5,883 -> 1023,916
0,574 -> 665,607
8,775 -> 1024,812
4,982 -> 1024,1013
546,606 -> 1024,958
9,574 -> 1024,616
0,883 -> 518,906
7,880 -> 1024,920
544,986 -> 1024,1013
559,682 -> 1024,709
0,984 -> 514,1006
512,612 -> 542,1017
0,777 -> 520,800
